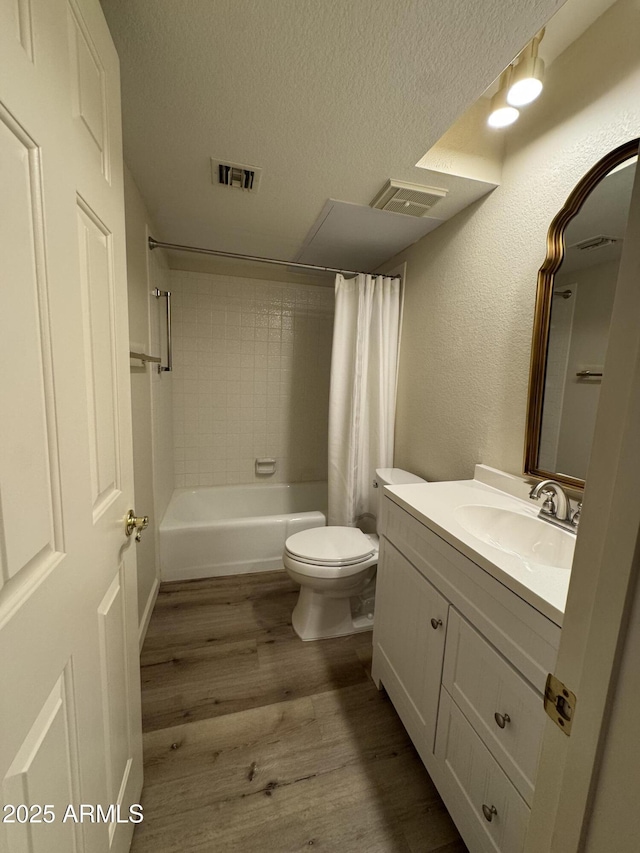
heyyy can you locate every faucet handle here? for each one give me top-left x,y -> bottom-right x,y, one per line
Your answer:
542,493 -> 556,513
530,484 -> 556,513
571,502 -> 582,528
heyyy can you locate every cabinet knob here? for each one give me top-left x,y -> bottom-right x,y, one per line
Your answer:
430,617 -> 443,630
494,712 -> 511,729
482,804 -> 498,822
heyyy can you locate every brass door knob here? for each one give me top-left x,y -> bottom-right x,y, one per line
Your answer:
125,510 -> 149,542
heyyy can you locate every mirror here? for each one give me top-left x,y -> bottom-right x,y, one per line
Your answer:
525,139 -> 639,490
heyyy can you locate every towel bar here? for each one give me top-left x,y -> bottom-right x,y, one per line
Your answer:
153,288 -> 172,373
130,350 -> 161,364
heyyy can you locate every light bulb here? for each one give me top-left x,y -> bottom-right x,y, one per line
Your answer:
487,66 -> 520,129
488,105 -> 519,128
507,76 -> 543,106
507,54 -> 544,107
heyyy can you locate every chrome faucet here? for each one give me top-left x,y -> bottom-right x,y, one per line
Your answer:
529,479 -> 580,533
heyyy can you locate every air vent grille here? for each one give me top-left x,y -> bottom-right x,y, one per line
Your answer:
211,158 -> 262,192
384,199 -> 433,216
370,179 -> 448,217
570,235 -> 621,252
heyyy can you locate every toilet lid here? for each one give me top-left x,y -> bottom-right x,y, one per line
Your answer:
285,526 -> 375,566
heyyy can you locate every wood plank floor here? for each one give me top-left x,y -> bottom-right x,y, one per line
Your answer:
132,571 -> 468,853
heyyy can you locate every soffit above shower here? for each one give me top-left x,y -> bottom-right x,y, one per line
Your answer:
295,170 -> 497,271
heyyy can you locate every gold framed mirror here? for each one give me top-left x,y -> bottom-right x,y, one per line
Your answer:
525,138 -> 639,491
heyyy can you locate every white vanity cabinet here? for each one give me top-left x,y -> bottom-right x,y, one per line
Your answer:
372,492 -> 562,853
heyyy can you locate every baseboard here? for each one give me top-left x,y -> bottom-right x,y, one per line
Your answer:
138,576 -> 160,652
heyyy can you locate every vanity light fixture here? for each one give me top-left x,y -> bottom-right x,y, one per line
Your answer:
487,68 -> 520,129
507,29 -> 545,107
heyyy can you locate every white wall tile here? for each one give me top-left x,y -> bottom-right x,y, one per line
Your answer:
170,270 -> 334,487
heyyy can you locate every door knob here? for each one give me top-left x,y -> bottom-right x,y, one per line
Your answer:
125,510 -> 149,542
430,617 -> 443,630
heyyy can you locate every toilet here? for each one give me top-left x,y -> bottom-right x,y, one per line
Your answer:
283,468 -> 426,641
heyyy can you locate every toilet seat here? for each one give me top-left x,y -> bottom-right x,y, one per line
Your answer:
283,550 -> 378,580
285,526 -> 376,567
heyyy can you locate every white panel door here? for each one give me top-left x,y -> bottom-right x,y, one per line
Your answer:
0,1 -> 142,852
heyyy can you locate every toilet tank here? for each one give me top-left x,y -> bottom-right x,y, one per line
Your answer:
374,467 -> 426,523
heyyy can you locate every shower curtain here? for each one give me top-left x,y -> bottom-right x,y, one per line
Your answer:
328,273 -> 402,528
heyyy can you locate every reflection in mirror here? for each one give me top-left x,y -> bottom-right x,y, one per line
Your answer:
538,155 -> 637,480
525,139 -> 639,490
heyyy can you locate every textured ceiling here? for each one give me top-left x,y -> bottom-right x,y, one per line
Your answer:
101,0 -> 565,270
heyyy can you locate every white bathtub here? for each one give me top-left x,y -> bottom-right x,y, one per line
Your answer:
159,482 -> 327,581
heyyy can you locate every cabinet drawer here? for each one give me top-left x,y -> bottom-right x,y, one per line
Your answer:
443,609 -> 544,804
436,690 -> 530,853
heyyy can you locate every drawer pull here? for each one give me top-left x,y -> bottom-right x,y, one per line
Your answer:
494,712 -> 511,729
482,804 -> 498,822
430,617 -> 443,630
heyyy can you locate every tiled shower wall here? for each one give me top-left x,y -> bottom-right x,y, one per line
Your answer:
170,270 -> 334,487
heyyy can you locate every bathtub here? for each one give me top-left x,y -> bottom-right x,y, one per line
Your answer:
159,481 -> 327,581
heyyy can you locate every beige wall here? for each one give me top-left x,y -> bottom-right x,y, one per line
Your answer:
170,270 -> 333,487
124,167 -> 173,639
386,0 -> 640,482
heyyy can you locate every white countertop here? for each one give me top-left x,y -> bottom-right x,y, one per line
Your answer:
384,478 -> 572,627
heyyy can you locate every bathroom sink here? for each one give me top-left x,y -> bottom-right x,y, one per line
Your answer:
386,473 -> 575,622
454,505 -> 575,570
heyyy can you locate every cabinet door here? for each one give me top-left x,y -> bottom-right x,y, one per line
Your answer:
372,538 -> 449,758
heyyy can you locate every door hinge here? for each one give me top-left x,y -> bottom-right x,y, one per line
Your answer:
544,673 -> 577,736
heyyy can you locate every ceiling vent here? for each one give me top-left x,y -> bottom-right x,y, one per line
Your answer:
211,158 -> 262,192
570,235 -> 621,252
370,179 -> 448,217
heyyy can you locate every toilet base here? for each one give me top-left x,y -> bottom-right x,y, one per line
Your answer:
291,586 -> 374,641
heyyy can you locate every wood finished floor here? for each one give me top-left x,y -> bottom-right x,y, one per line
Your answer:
133,571 -> 468,853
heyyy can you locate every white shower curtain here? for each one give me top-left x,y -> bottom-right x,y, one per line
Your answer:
328,273 -> 402,527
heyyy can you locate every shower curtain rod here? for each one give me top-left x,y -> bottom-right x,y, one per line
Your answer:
148,237 -> 401,279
